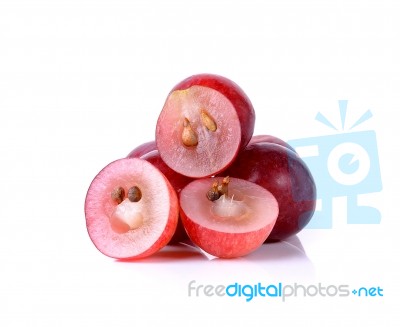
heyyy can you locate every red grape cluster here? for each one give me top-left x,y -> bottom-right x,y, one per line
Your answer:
85,74 -> 316,259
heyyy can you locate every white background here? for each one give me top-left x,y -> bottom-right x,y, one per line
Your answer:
1,0 -> 399,326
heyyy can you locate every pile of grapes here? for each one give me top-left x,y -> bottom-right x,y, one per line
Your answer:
84,74 -> 316,259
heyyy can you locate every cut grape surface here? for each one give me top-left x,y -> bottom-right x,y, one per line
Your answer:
156,74 -> 255,178
85,158 -> 179,259
139,149 -> 193,243
180,177 -> 279,258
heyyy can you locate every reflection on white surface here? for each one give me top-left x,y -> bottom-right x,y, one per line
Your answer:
116,236 -> 315,283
